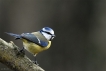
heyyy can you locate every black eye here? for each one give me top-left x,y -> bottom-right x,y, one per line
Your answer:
40,30 -> 52,35
45,31 -> 52,35
46,32 -> 51,34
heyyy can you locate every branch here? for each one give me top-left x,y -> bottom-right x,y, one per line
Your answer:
0,38 -> 45,71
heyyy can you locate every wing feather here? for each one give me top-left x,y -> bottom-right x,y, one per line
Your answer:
21,33 -> 48,47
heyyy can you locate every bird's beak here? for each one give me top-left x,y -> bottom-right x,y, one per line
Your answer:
52,34 -> 56,37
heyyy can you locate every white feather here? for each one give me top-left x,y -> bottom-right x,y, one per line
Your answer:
41,32 -> 52,40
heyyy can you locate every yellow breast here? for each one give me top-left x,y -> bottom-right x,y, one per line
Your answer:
22,39 -> 51,55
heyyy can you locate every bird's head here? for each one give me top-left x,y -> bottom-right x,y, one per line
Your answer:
40,27 -> 55,41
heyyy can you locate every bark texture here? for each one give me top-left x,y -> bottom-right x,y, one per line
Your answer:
0,38 -> 44,71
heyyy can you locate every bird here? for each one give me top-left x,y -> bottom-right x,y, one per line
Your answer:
5,27 -> 55,65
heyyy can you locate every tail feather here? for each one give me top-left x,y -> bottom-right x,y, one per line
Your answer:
5,32 -> 22,40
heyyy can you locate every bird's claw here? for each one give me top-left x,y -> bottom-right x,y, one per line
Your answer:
17,47 -> 25,56
32,60 -> 39,65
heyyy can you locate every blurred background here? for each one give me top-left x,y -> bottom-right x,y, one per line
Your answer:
0,0 -> 106,71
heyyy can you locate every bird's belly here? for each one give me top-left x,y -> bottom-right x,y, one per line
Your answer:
23,42 -> 51,55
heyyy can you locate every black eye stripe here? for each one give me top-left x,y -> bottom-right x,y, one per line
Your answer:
41,30 -> 52,35
45,31 -> 52,35
46,32 -> 51,34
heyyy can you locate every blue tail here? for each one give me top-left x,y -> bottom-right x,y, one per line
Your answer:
5,32 -> 22,40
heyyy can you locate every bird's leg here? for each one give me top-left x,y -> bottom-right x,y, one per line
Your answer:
20,47 -> 25,54
34,57 -> 39,65
17,47 -> 25,56
32,56 -> 39,65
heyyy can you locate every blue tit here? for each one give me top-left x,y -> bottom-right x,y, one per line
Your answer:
5,27 -> 55,65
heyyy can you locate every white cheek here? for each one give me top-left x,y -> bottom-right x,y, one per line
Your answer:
46,35 -> 51,40
42,32 -> 51,40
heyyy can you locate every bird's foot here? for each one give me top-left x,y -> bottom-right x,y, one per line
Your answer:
32,60 -> 39,65
17,47 -> 25,56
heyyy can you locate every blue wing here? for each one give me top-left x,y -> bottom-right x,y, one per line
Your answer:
5,32 -> 22,39
21,33 -> 48,47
